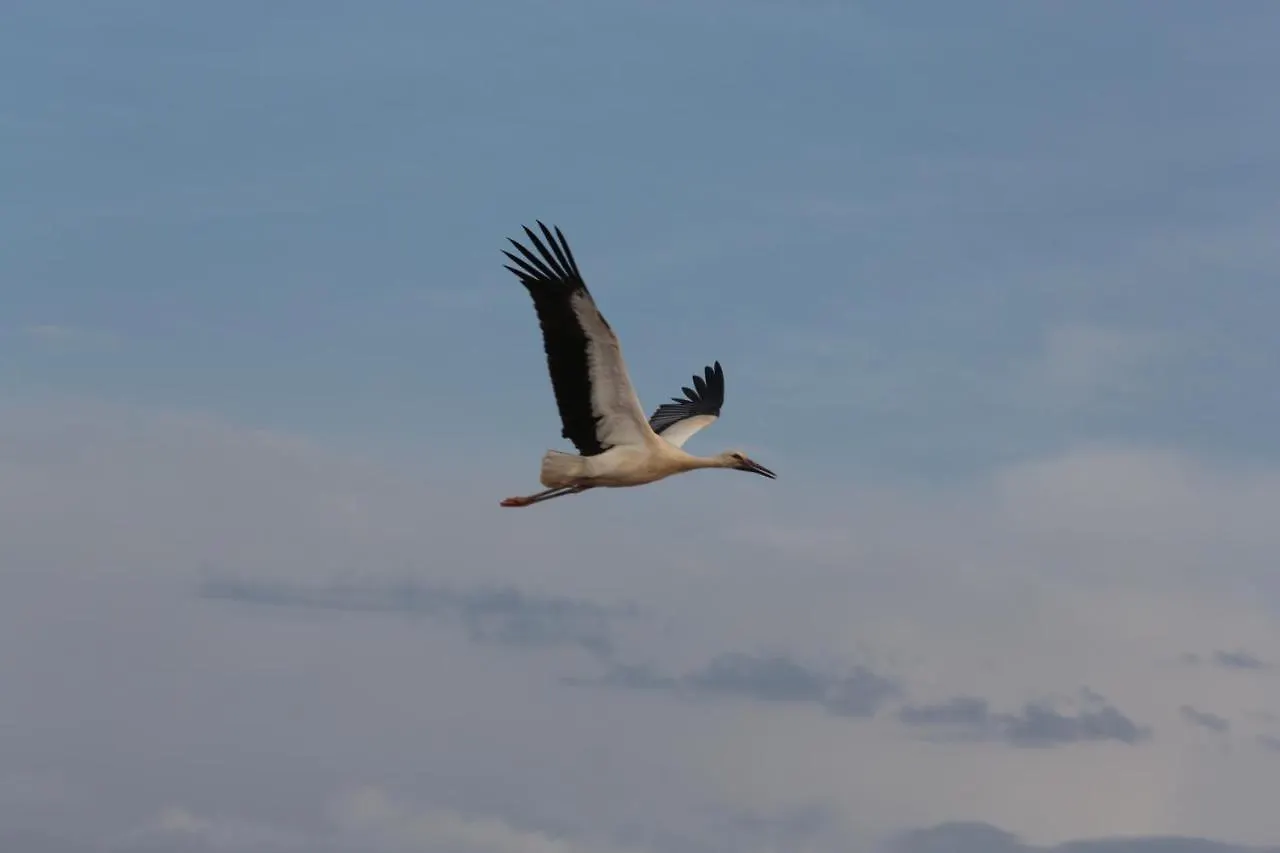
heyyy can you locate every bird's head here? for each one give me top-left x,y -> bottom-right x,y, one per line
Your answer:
718,450 -> 776,479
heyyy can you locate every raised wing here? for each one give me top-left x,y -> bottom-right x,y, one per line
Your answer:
648,361 -> 724,449
503,222 -> 653,455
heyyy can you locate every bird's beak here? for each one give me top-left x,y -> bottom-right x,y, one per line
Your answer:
737,457 -> 776,479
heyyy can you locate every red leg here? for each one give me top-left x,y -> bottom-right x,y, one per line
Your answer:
499,486 -> 587,508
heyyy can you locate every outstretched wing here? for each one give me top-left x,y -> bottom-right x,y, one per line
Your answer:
503,222 -> 652,456
647,361 -> 724,449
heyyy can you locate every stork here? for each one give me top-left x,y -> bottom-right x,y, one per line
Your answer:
499,221 -> 776,508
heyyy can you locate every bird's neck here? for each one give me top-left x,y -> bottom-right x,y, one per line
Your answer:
678,453 -> 730,471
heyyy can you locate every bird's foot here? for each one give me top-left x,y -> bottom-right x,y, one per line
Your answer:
500,496 -> 534,508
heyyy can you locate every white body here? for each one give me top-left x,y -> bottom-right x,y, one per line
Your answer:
539,440 -> 717,490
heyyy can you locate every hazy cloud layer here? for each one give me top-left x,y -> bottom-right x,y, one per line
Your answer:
199,576 -> 636,659
1214,651 -> 1273,671
887,821 -> 1280,853
201,573 -> 1171,755
572,654 -> 1154,750
1182,651 -> 1274,671
569,652 -> 902,719
1180,705 -> 1231,734
4,394 -> 1280,848
897,692 -> 1149,747
15,807 -> 1280,853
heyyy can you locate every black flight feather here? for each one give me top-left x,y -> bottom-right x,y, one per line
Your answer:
648,361 -> 724,435
503,222 -> 611,457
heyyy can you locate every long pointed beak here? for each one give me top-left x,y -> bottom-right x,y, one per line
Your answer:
738,458 -> 777,479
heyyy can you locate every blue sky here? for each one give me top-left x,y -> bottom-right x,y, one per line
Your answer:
6,0 -> 1279,472
3,3 -> 1280,852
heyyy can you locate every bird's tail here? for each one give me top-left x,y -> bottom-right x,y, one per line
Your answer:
540,450 -> 588,488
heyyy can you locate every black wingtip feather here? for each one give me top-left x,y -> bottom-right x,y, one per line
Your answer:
502,224 -> 590,295
553,225 -> 581,278
539,222 -> 576,282
503,222 -> 606,456
647,361 -> 727,436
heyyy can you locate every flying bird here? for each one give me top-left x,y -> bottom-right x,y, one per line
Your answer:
499,221 -> 776,508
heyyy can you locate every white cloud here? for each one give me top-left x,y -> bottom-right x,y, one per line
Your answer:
699,445 -> 1280,845
330,787 -> 653,853
120,806 -> 309,852
1,398 -> 1278,851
